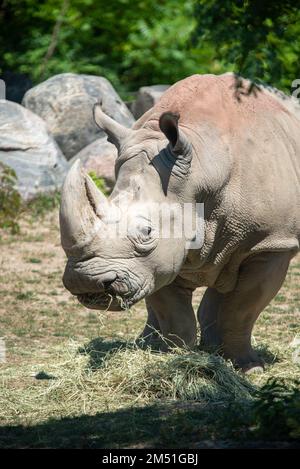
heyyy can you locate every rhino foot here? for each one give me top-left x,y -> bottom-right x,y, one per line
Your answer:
135,331 -> 167,352
227,349 -> 265,374
232,351 -> 264,374
243,365 -> 264,375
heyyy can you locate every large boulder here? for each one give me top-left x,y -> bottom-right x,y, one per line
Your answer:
70,137 -> 117,190
131,85 -> 170,119
22,73 -> 135,160
0,100 -> 68,200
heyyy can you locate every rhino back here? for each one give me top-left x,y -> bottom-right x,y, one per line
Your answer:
135,74 -> 300,250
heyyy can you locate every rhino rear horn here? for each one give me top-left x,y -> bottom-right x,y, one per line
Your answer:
159,112 -> 193,173
93,103 -> 131,150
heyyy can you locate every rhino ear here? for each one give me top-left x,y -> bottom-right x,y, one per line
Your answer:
159,112 -> 193,171
159,112 -> 180,148
93,102 -> 131,150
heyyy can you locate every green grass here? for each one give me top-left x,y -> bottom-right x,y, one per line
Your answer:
15,291 -> 35,301
0,207 -> 299,448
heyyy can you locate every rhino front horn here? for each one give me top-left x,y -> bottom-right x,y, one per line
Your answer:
93,103 -> 131,150
59,159 -> 109,253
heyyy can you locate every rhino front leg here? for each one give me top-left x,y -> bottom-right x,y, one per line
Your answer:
140,283 -> 197,351
136,305 -> 162,349
198,251 -> 292,372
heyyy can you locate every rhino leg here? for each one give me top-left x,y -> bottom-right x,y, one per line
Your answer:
198,251 -> 292,372
140,283 -> 197,351
136,305 -> 162,349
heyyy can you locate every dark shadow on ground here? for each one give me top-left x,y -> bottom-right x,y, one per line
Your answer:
196,342 -> 278,368
81,337 -> 279,372
1,341 -> 298,448
78,337 -> 133,370
0,405 -> 162,449
1,401 -> 299,449
256,345 -> 279,366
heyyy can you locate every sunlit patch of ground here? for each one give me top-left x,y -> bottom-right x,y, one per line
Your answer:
0,209 -> 299,448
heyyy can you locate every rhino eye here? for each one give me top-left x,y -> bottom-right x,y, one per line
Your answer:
134,221 -> 153,241
136,225 -> 152,242
129,222 -> 157,254
140,226 -> 152,237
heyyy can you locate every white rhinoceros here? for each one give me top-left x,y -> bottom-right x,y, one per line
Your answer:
60,73 -> 300,372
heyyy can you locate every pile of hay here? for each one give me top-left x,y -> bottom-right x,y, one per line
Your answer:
99,345 -> 254,402
0,341 -> 255,426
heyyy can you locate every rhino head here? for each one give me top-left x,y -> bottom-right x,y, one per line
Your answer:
60,104 -> 195,311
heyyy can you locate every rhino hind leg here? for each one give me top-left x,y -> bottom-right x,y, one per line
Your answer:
137,283 -> 197,351
198,251 -> 292,372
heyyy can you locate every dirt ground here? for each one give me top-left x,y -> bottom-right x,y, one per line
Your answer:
0,208 -> 299,448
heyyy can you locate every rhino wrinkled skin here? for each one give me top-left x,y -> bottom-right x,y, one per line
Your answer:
60,73 -> 300,372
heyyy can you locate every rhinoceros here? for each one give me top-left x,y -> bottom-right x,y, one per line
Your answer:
60,73 -> 300,372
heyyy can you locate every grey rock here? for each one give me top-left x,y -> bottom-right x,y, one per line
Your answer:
70,137 -> 117,190
22,73 -> 135,159
0,100 -> 68,200
131,85 -> 170,119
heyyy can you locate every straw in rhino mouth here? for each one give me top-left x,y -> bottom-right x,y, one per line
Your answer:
77,292 -> 128,310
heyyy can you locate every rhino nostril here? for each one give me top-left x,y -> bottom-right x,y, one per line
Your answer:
102,280 -> 114,291
97,272 -> 118,291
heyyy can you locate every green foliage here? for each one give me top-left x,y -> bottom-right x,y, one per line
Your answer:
0,162 -> 61,235
253,378 -> 300,440
88,171 -> 109,195
0,162 -> 21,234
26,192 -> 61,219
193,0 -> 300,92
192,378 -> 300,442
0,0 -> 201,95
1,1 -> 299,94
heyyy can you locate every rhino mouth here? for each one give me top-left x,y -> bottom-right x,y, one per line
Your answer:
77,284 -> 148,311
75,272 -> 153,311
77,292 -> 125,311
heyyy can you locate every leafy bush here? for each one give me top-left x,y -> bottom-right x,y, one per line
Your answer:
253,378 -> 300,440
202,378 -> 300,442
26,192 -> 61,219
194,0 -> 300,92
0,161 -> 62,233
0,162 -> 21,234
1,1 -> 299,95
0,0 -> 200,96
